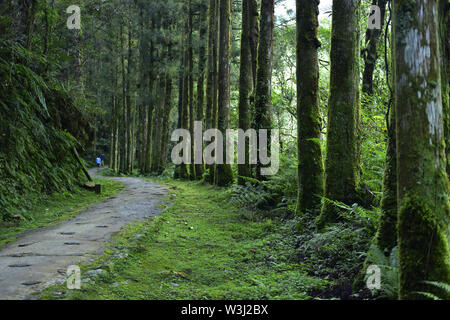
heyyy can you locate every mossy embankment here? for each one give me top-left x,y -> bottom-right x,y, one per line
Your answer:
40,179 -> 328,300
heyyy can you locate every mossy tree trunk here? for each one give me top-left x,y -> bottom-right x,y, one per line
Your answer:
195,0 -> 207,180
120,22 -> 128,174
215,0 -> 233,186
248,0 -> 259,92
143,18 -> 156,175
393,0 -> 450,300
238,0 -> 253,185
254,0 -> 274,180
179,14 -> 190,180
126,24 -> 134,174
174,40 -> 185,179
151,76 -> 166,174
296,0 -> 324,215
317,0 -> 360,229
161,71 -> 173,170
205,0 -> 219,184
362,0 -> 387,95
188,0 -> 196,180
375,32 -> 398,254
439,0 -> 449,177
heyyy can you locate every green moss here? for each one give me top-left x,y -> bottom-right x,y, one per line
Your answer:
398,195 -> 450,300
39,179 -> 328,300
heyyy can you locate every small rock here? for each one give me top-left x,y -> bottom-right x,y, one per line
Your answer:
86,269 -> 105,277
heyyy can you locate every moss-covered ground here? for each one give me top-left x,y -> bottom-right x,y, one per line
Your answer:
39,179 -> 329,300
0,178 -> 125,248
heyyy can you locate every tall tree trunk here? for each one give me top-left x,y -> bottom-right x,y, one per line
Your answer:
362,0 -> 387,95
394,0 -> 450,300
195,0 -> 207,180
237,0 -> 253,185
179,15 -> 190,180
375,105 -> 397,254
120,23 -> 129,174
127,25 -> 133,174
205,0 -> 218,184
254,0 -> 274,180
161,72 -> 173,170
248,0 -> 259,91
215,0 -> 233,186
439,0 -> 449,177
151,76 -> 165,174
188,0 -> 196,180
174,39 -> 185,179
296,0 -> 324,214
317,0 -> 360,229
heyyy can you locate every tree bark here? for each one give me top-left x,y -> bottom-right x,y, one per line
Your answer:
317,0 -> 360,229
296,0 -> 324,214
362,0 -> 387,95
393,0 -> 450,300
205,0 -> 218,184
195,0 -> 207,180
215,0 -> 233,186
237,0 -> 254,185
254,0 -> 274,180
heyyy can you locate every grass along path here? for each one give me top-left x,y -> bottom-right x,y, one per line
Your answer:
40,179 -> 328,300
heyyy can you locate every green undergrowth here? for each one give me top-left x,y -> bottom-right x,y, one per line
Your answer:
0,39 -> 94,221
0,178 -> 124,248
40,179 -> 329,300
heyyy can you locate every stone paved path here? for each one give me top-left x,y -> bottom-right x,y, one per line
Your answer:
0,169 -> 168,300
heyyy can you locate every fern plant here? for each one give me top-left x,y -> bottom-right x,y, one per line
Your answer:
415,281 -> 450,300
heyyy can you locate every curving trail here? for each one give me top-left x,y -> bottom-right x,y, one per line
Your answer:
0,169 -> 168,300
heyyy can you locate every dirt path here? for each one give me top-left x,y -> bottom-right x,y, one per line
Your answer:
0,169 -> 168,300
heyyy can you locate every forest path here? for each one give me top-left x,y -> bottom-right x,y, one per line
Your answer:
0,168 -> 169,300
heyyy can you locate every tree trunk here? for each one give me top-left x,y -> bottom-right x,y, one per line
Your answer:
161,72 -> 173,170
296,0 -> 324,214
394,0 -> 450,300
188,0 -> 196,180
254,0 -> 274,180
195,0 -> 207,180
179,15 -> 190,180
362,0 -> 387,95
151,76 -> 165,174
318,0 -> 360,229
215,0 -> 233,186
127,25 -> 133,174
237,0 -> 253,185
205,0 -> 218,184
439,0 -> 449,177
